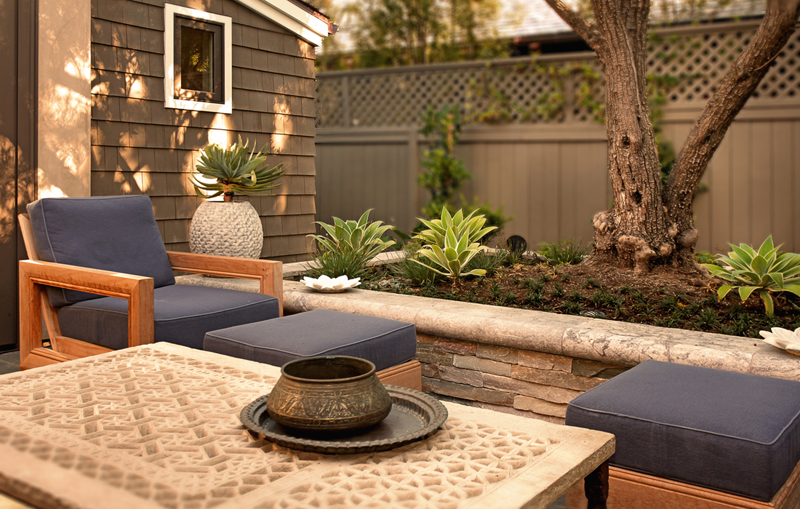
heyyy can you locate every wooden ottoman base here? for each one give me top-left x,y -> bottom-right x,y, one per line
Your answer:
377,360 -> 422,390
566,462 -> 800,509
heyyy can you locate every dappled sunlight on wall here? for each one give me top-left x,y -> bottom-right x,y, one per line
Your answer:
38,0 -> 90,198
271,95 -> 290,152
265,195 -> 288,215
0,137 -> 18,242
208,129 -> 233,146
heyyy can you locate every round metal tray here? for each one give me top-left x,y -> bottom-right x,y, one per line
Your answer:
240,385 -> 448,454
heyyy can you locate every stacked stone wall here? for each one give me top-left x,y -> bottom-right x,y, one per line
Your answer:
417,334 -> 627,424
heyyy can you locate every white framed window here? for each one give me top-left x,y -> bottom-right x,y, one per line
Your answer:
164,4 -> 232,114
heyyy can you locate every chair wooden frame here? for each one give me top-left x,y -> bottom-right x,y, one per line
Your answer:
18,213 -> 283,371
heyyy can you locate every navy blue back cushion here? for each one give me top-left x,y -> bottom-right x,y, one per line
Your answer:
27,195 -> 175,307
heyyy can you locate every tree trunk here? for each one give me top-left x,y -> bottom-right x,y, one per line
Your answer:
545,0 -> 800,274
586,1 -> 675,273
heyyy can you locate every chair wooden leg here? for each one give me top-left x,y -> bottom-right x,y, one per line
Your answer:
18,265 -> 43,370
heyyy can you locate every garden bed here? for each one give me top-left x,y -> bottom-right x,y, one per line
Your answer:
355,257 -> 799,339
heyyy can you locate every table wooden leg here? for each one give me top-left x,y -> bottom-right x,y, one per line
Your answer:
585,460 -> 609,509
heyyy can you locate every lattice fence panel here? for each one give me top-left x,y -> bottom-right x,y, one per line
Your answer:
317,25 -> 800,128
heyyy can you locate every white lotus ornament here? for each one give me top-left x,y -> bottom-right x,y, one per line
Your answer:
759,327 -> 800,356
302,275 -> 361,293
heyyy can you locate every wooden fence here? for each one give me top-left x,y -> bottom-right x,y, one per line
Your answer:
315,21 -> 800,253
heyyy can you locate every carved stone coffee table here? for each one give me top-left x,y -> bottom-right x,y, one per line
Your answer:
0,343 -> 614,509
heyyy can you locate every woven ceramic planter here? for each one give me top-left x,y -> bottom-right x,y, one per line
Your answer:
189,201 -> 263,259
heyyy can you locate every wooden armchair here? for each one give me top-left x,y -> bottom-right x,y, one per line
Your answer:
18,196 -> 282,371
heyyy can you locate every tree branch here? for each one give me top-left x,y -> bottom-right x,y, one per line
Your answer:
666,0 -> 800,217
543,0 -> 602,52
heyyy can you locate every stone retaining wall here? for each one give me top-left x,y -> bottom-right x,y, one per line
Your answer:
416,334 -> 625,424
177,275 -> 800,424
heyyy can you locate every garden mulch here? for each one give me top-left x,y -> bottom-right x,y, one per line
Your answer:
358,261 -> 800,339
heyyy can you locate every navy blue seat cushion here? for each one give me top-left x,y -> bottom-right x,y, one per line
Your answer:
58,285 -> 279,351
203,309 -> 417,371
566,360 -> 800,502
27,195 -> 175,307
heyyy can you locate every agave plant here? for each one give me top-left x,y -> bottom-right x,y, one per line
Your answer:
702,236 -> 800,316
190,136 -> 285,201
307,210 -> 395,278
412,208 -> 497,279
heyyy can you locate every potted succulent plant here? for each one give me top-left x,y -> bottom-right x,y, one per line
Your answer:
189,136 -> 284,259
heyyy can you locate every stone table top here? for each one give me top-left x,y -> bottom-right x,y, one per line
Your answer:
0,343 -> 614,509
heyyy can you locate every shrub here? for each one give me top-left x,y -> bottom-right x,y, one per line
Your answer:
464,250 -> 505,276
694,250 -> 717,265
538,239 -> 588,265
307,210 -> 394,278
702,236 -> 800,316
390,245 -> 440,285
412,208 -> 497,279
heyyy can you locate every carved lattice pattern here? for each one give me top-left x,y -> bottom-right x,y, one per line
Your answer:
0,348 -> 557,509
316,25 -> 800,127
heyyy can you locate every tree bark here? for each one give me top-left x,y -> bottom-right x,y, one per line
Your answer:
545,0 -> 800,274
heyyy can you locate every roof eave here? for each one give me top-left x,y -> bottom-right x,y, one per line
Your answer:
234,0 -> 330,47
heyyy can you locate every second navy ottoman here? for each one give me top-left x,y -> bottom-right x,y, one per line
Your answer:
566,360 -> 800,503
203,309 -> 417,372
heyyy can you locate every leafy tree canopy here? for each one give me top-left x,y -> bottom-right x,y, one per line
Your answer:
317,0 -> 513,70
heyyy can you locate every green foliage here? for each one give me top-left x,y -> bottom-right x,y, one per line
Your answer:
702,236 -> 800,316
390,244 -> 440,285
538,240 -> 588,265
423,198 -> 510,244
190,136 -> 284,200
419,105 -> 472,217
319,0 -> 509,70
412,208 -> 497,279
695,250 -> 717,265
307,210 -> 395,278
417,105 -> 512,238
464,250 -> 504,276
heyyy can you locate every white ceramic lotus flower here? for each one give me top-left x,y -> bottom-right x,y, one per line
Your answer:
759,327 -> 800,356
302,275 -> 361,293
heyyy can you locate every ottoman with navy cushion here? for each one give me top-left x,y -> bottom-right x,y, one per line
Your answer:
565,360 -> 800,508
203,309 -> 421,389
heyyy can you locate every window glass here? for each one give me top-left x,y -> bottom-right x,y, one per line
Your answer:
180,26 -> 214,93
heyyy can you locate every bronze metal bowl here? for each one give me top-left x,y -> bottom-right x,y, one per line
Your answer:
266,356 -> 393,433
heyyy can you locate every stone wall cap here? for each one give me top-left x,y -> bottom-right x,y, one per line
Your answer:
176,275 -> 800,381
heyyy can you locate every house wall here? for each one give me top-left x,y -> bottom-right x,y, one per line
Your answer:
90,0 -> 319,261
38,0 -> 92,199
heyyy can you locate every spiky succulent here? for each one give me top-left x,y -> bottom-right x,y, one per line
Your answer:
190,136 -> 284,201
307,210 -> 395,278
702,236 -> 800,316
412,208 -> 497,279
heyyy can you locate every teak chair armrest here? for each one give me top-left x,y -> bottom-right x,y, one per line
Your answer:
18,259 -> 155,370
166,251 -> 283,315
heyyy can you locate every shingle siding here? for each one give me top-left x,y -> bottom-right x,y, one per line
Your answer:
91,0 -> 318,262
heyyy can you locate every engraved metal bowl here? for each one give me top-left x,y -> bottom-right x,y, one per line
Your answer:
266,356 -> 393,433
